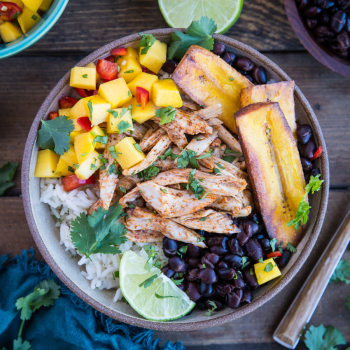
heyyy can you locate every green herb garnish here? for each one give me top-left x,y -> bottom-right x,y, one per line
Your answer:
0,162 -> 18,195
156,106 -> 177,125
93,135 -> 108,146
139,33 -> 156,54
108,146 -> 121,159
133,143 -> 143,153
264,262 -> 274,273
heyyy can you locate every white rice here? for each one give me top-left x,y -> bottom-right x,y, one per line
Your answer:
39,178 -> 167,303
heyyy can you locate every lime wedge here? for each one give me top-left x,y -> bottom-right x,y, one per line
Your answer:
158,0 -> 244,34
119,250 -> 195,321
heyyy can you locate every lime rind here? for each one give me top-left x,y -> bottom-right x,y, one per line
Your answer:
119,250 -> 195,321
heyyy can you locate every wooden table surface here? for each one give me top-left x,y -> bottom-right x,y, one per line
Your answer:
1,0 -> 350,349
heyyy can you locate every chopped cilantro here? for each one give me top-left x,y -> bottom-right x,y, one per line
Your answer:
117,120 -> 131,134
108,109 -> 119,118
137,162 -> 160,180
87,100 -> 93,120
138,274 -> 158,288
199,217 -> 207,221
222,155 -> 236,163
128,91 -> 131,97
68,166 -> 74,173
106,164 -> 118,176
156,106 -> 177,125
330,260 -> 350,284
82,74 -> 88,78
155,293 -> 178,299
124,70 -> 134,73
264,262 -> 274,272
171,278 -> 184,285
229,77 -> 234,81
98,154 -> 108,164
160,188 -> 167,193
287,242 -> 297,253
225,148 -> 243,157
197,236 -> 205,242
158,148 -> 179,160
90,163 -> 97,170
241,256 -> 250,269
139,33 -> 156,54
205,300 -> 217,317
133,143 -> 143,153
93,135 -> 108,146
215,162 -> 225,169
120,186 -> 127,193
0,162 -> 18,195
108,146 -> 121,159
31,14 -> 38,20
270,238 -> 278,252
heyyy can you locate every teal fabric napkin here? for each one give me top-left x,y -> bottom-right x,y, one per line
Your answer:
0,249 -> 184,350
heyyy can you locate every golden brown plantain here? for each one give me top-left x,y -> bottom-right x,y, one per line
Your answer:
235,102 -> 306,247
172,45 -> 253,134
240,81 -> 297,139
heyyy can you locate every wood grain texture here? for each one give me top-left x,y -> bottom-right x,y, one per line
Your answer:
7,0 -> 303,56
1,191 -> 349,345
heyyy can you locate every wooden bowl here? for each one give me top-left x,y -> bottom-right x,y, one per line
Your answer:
21,29 -> 329,331
285,0 -> 350,78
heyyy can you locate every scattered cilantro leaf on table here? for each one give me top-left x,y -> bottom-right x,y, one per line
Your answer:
168,16 -> 217,60
0,161 -> 18,195
37,116 -> 74,155
13,338 -> 32,350
156,106 -> 177,125
304,325 -> 346,350
330,259 -> 350,284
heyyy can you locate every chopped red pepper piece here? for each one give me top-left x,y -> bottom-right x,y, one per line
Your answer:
61,174 -> 95,192
104,55 -> 116,63
141,66 -> 156,75
77,117 -> 93,132
49,111 -> 58,120
136,87 -> 149,109
267,251 -> 282,259
0,2 -> 22,21
96,59 -> 119,81
74,88 -> 98,98
59,96 -> 79,109
310,146 -> 323,161
111,47 -> 128,57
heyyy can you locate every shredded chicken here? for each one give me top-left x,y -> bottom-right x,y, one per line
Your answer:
212,156 -> 249,181
194,104 -> 222,121
154,158 -> 177,171
137,181 -> 217,218
139,127 -> 166,152
119,186 -> 141,208
88,199 -> 103,215
124,121 -> 148,140
181,100 -> 198,111
213,125 -> 242,153
126,229 -> 163,242
208,196 -> 244,216
185,131 -> 218,156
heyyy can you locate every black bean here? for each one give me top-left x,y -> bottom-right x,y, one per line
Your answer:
215,282 -> 233,295
176,279 -> 187,292
204,252 -> 220,265
320,13 -> 330,24
313,25 -> 335,38
245,75 -> 254,83
338,0 -> 350,10
228,238 -> 244,256
236,230 -> 250,246
235,57 -> 255,72
161,59 -> 179,73
161,264 -> 175,278
299,140 -> 317,159
245,239 -> 263,262
252,66 -> 267,84
330,10 -> 347,32
216,260 -> 229,270
217,268 -> 236,280
243,220 -> 259,236
232,218 -> 240,227
185,268 -> 200,281
337,30 -> 350,48
205,299 -> 224,311
201,256 -> 215,270
188,257 -> 201,268
187,244 -> 202,258
169,256 -> 185,272
307,18 -> 318,28
213,41 -> 226,55
233,273 -> 246,289
303,6 -> 322,16
163,237 -> 177,254
346,18 -> 350,32
299,0 -> 311,9
163,249 -> 177,258
186,281 -> 201,302
241,289 -> 253,303
277,250 -> 292,268
297,124 -> 313,144
301,157 -> 313,172
242,266 -> 259,290
311,168 -> 320,177
221,51 -> 236,64
206,235 -> 228,249
259,238 -> 271,251
210,245 -> 229,255
199,282 -> 213,296
338,49 -> 349,57
226,290 -> 241,309
320,0 -> 335,9
198,268 -> 218,284
224,254 -> 243,269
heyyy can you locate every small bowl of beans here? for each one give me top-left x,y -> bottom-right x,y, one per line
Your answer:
285,0 -> 350,77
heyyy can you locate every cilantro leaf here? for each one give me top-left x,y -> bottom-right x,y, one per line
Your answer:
108,109 -> 119,118
156,106 -> 177,125
225,148 -> 243,156
106,163 -> 118,176
287,242 -> 297,253
330,260 -> 350,284
137,162 -> 160,180
138,274 -> 158,288
222,155 -> 235,163
92,135 -> 108,146
158,148 -> 179,160
118,120 -> 131,134
37,116 -> 74,155
171,278 -> 184,285
205,300 -> 217,317
139,33 -> 156,54
0,162 -> 18,195
187,169 -> 207,199
346,296 -> 350,313
264,262 -> 274,272
168,16 -> 217,60
304,325 -> 346,350
133,143 -> 143,153
305,174 -> 324,195
13,338 -> 32,350
196,150 -> 213,160
108,146 -> 121,159
270,238 -> 278,252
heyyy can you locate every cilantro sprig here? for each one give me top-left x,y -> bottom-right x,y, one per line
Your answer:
139,33 -> 156,54
330,260 -> 350,284
205,300 -> 217,317
168,16 -> 217,60
37,116 -> 74,155
156,106 -> 177,125
304,324 -> 346,350
70,202 -> 127,259
137,162 -> 160,180
0,161 -> 18,195
186,169 -> 208,200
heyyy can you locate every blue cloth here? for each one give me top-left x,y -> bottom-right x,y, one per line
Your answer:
0,249 -> 184,350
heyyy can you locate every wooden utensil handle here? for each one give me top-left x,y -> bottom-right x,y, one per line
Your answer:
273,209 -> 350,349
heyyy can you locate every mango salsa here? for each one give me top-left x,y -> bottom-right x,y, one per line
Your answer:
22,0 -> 43,12
70,67 -> 97,90
116,47 -> 138,64
69,130 -> 84,143
90,125 -> 107,149
131,97 -> 156,124
114,137 -> 145,169
74,132 -> 95,164
107,109 -> 133,134
119,57 -> 142,83
60,144 -> 78,166
69,97 -> 89,119
82,96 -> 111,126
254,258 -> 282,285
86,62 -> 99,82
139,40 -> 167,74
9,0 -> 24,9
0,22 -> 22,43
152,79 -> 182,108
58,108 -> 71,118
98,78 -> 132,109
34,149 -> 59,178
54,158 -> 73,177
38,0 -> 52,12
75,150 -> 101,180
18,7 -> 41,34
128,72 -> 158,98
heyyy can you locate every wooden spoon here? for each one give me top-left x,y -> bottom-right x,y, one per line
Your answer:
273,209 -> 350,349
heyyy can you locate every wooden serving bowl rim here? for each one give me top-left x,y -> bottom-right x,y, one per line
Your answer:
21,29 -> 329,331
285,0 -> 350,78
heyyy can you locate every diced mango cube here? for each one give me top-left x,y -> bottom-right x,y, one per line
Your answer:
68,117 -> 82,132
86,62 -> 99,82
98,78 -> 132,109
254,258 -> 282,285
107,109 -> 133,134
70,67 -> 96,90
128,72 -> 158,98
131,97 -> 156,124
38,0 -> 52,11
69,130 -> 84,143
139,40 -> 167,74
58,108 -> 71,118
34,149 -> 59,178
90,125 -> 107,149
116,47 -> 139,65
74,132 -> 95,164
82,96 -> 111,126
60,144 -> 78,166
0,22 -> 22,43
18,7 -> 41,34
152,79 -> 182,108
75,150 -> 101,180
114,137 -> 145,169
9,0 -> 24,9
22,0 -> 43,12
54,158 -> 73,177
119,57 -> 142,83
69,97 -> 90,119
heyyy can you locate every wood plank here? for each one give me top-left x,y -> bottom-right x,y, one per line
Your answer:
1,52 -> 349,195
1,190 -> 349,345
9,0 -> 302,56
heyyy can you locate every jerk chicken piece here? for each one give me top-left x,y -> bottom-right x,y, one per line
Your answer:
126,229 -> 163,243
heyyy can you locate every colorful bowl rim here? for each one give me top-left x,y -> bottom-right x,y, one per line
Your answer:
21,28 -> 330,331
0,0 -> 69,60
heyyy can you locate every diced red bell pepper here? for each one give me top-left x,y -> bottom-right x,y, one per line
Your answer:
136,87 -> 149,110
267,251 -> 282,259
61,174 -> 95,192
49,111 -> 58,120
104,55 -> 116,63
77,117 -> 93,132
74,88 -> 98,98
141,66 -> 156,75
111,47 -> 128,57
0,2 -> 22,21
96,59 -> 119,81
310,146 -> 323,161
59,96 -> 79,109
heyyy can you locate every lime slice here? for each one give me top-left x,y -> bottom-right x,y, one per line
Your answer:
158,0 -> 244,34
119,250 -> 195,321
